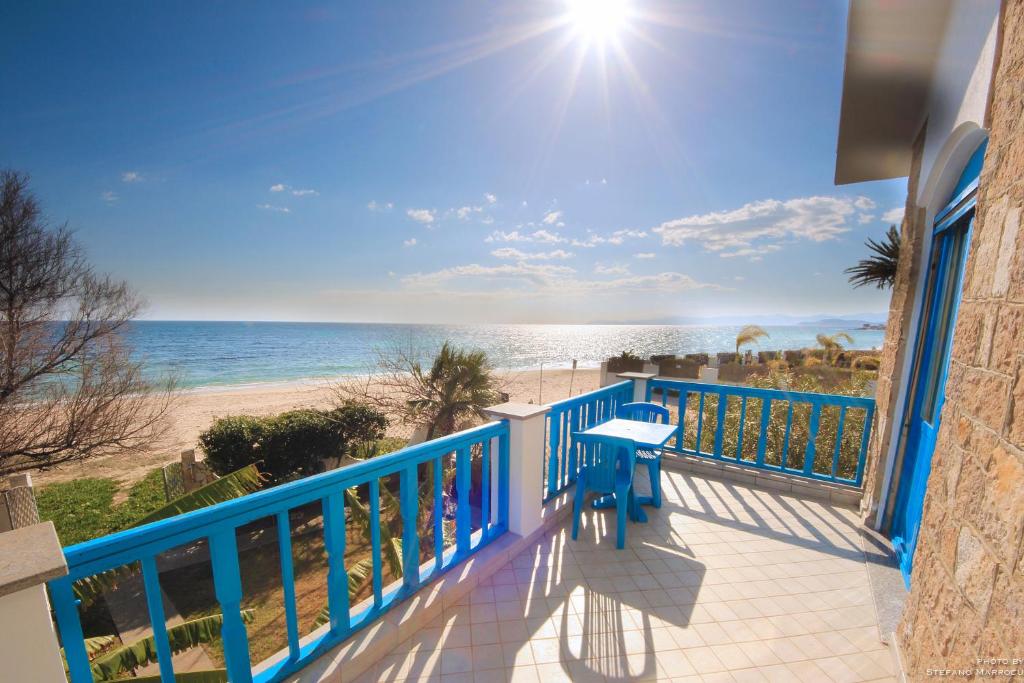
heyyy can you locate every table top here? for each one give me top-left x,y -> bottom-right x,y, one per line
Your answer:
578,418 -> 677,448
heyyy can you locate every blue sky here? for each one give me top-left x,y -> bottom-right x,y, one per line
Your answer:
0,1 -> 907,324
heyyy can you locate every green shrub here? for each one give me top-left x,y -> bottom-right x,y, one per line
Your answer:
197,415 -> 266,478
199,403 -> 388,485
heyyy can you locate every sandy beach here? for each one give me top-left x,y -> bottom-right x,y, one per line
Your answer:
31,368 -> 600,489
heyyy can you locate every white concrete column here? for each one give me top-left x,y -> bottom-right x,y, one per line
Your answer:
0,522 -> 69,682
617,371 -> 657,402
699,367 -> 720,383
482,403 -> 551,538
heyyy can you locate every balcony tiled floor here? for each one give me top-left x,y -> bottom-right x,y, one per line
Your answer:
354,470 -> 895,682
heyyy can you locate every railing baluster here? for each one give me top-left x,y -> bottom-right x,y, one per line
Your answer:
695,392 -> 706,454
756,398 -> 771,467
369,478 -> 383,607
499,429 -> 510,528
141,555 -> 176,683
480,438 -> 491,537
804,403 -> 822,476
832,406 -> 847,481
399,464 -> 421,591
546,414 -> 559,497
322,492 -> 350,634
434,456 -> 444,572
781,402 -> 795,470
713,391 -> 728,458
49,575 -> 92,683
855,405 -> 875,485
209,527 -> 253,682
677,389 -> 687,450
455,446 -> 471,555
736,396 -> 748,460
276,510 -> 300,660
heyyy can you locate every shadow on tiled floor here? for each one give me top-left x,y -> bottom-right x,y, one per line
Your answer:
354,471 -> 896,682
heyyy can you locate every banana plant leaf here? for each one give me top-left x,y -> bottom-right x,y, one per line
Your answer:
71,465 -> 265,608
129,464 -> 265,528
312,557 -> 373,628
89,610 -> 255,680
344,487 -> 403,578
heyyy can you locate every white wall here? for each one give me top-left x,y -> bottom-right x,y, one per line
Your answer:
916,0 -> 1001,210
874,0 -> 1000,531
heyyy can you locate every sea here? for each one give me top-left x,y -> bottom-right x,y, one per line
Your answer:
123,321 -> 886,390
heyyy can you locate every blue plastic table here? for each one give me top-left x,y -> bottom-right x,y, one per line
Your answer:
578,418 -> 677,521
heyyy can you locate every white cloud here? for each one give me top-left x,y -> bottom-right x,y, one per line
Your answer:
569,229 -> 648,248
257,203 -> 290,213
633,252 -> 656,259
407,208 -> 436,224
484,193 -> 497,204
717,244 -> 782,261
121,171 -> 142,183
882,207 -> 905,223
403,262 -> 576,289
403,238 -> 417,247
291,188 -> 318,197
594,263 -> 630,276
653,195 -> 862,261
101,191 -> 118,203
270,183 -> 287,193
368,200 -> 394,212
486,229 -> 567,244
858,214 -> 875,224
734,276 -> 745,281
541,210 -> 563,225
455,205 -> 483,220
401,261 -> 718,295
853,196 -> 876,211
491,248 -> 574,261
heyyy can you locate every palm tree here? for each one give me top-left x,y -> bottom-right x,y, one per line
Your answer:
816,332 -> 855,366
408,342 -> 500,439
845,224 -> 900,289
735,325 -> 769,361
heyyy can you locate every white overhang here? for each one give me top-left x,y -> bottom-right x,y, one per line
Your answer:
835,0 -> 953,185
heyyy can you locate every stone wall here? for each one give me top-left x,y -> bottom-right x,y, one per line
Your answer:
860,125 -> 928,527
897,2 -> 1024,675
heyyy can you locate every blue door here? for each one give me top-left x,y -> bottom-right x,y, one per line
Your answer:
890,141 -> 986,586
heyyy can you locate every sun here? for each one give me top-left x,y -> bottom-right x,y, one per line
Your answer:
565,0 -> 631,44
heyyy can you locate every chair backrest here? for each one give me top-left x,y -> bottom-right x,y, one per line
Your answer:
617,401 -> 670,424
572,433 -> 636,494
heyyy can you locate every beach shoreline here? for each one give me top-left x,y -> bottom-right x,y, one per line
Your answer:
30,368 -> 601,489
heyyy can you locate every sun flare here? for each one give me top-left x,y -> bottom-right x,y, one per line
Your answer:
565,0 -> 630,43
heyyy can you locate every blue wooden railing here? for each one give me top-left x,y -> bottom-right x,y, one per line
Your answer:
50,421 -> 510,683
646,379 -> 874,486
544,380 -> 633,500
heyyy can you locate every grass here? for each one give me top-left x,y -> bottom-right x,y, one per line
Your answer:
36,469 -> 167,545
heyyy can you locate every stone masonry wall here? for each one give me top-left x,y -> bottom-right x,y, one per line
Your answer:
897,2 -> 1024,676
860,126 -> 928,527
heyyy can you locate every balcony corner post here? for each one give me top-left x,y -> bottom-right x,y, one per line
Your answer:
483,403 -> 551,538
617,371 -> 657,402
0,521 -> 70,682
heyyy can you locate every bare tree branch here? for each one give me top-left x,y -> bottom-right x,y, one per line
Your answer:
0,170 -> 176,476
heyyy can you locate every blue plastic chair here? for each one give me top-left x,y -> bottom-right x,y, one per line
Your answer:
616,401 -> 670,508
571,433 -> 638,549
